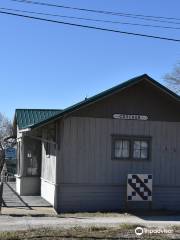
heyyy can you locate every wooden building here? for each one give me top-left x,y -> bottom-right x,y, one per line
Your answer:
13,74 -> 180,212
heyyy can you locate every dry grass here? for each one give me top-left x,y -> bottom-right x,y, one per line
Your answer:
58,211 -> 131,218
57,210 -> 180,219
0,225 -> 176,240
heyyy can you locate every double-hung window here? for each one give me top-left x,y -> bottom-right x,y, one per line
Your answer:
112,135 -> 151,160
133,140 -> 148,159
114,139 -> 130,159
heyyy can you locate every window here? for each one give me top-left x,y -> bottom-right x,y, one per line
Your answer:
112,136 -> 151,160
133,140 -> 148,159
24,137 -> 41,176
45,142 -> 51,157
114,139 -> 130,159
27,153 -> 39,176
44,124 -> 56,157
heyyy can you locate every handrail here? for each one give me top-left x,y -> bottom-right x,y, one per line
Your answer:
0,182 -> 3,213
0,162 -> 6,213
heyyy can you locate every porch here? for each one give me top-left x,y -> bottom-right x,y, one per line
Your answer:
16,121 -> 57,207
1,182 -> 56,216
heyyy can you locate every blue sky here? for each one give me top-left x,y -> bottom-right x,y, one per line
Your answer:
0,0 -> 180,119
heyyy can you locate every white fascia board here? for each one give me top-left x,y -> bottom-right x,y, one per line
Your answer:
19,128 -> 31,133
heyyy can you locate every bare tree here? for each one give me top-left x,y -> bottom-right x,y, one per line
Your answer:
164,63 -> 180,93
0,113 -> 13,173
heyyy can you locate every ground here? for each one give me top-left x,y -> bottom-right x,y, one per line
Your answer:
2,182 -> 55,216
1,183 -> 180,239
1,213 -> 180,239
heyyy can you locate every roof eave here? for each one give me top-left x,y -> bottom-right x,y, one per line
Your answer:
19,127 -> 31,133
30,74 -> 180,130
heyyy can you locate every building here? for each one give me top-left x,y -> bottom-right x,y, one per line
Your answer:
13,74 -> 180,212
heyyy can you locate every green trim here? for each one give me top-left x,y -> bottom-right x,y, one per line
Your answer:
19,74 -> 180,130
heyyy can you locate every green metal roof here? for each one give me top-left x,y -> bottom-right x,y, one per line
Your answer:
15,109 -> 62,130
15,74 -> 180,130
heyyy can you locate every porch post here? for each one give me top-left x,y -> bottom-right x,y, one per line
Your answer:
20,136 -> 26,177
16,135 -> 26,195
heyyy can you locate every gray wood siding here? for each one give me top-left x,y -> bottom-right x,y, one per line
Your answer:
58,184 -> 180,212
60,117 -> 180,186
56,117 -> 180,212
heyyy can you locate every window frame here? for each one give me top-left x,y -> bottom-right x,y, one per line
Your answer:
111,135 -> 151,161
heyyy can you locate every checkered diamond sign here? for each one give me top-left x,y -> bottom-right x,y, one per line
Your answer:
127,174 -> 152,201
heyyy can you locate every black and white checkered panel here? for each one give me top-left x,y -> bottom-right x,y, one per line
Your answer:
127,174 -> 152,201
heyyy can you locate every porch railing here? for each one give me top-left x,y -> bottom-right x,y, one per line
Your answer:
0,162 -> 6,213
0,182 -> 3,213
1,173 -> 16,182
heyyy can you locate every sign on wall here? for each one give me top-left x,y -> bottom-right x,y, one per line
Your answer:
113,114 -> 148,121
127,174 -> 152,201
5,147 -> 16,160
